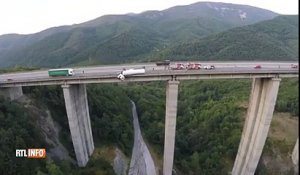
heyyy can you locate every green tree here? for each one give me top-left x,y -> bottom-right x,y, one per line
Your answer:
46,160 -> 63,175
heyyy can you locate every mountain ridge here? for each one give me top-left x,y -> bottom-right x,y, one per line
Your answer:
0,2 -> 279,68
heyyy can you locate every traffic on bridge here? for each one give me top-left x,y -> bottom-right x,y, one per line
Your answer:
0,61 -> 298,87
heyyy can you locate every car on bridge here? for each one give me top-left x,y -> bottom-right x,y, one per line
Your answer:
254,65 -> 262,69
291,64 -> 298,69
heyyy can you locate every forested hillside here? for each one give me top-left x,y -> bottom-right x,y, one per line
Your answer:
157,15 -> 298,61
0,97 -> 47,174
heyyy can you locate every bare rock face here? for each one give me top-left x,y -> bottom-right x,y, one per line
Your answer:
20,96 -> 75,163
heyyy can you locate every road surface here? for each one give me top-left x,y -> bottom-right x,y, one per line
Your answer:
0,61 -> 297,82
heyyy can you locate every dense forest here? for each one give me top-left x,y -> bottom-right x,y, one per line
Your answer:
0,96 -> 47,174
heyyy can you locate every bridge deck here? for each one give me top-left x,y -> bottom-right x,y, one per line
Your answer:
0,68 -> 298,87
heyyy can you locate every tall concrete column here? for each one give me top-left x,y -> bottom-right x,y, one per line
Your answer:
62,84 -> 94,167
232,78 -> 281,175
163,80 -> 179,175
0,87 -> 23,100
81,84 -> 95,156
292,139 -> 299,165
232,78 -> 263,175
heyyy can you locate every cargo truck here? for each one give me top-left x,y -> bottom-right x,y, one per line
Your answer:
186,63 -> 201,70
203,65 -> 215,70
156,60 -> 170,66
48,68 -> 74,77
171,63 -> 185,70
117,68 -> 145,80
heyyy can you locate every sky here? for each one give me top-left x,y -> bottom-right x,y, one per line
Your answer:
0,0 -> 298,35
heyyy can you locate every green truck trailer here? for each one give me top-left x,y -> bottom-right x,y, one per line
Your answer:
48,68 -> 74,77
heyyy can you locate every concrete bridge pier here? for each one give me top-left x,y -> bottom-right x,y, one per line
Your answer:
0,87 -> 23,100
232,78 -> 281,175
292,139 -> 298,165
292,139 -> 298,173
163,80 -> 179,175
62,84 -> 94,167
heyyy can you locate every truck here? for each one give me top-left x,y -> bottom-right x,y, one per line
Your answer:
156,60 -> 170,66
203,65 -> 215,70
171,63 -> 185,70
48,68 -> 74,77
186,63 -> 201,70
117,68 -> 145,80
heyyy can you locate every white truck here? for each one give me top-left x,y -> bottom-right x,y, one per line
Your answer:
203,65 -> 215,70
117,68 -> 145,80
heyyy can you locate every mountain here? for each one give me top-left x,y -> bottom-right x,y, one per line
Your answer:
0,2 -> 278,68
158,15 -> 298,61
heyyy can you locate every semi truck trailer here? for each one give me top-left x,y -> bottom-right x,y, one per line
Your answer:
117,68 -> 145,80
48,68 -> 74,76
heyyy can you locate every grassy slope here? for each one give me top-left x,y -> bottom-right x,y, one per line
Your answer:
257,113 -> 298,175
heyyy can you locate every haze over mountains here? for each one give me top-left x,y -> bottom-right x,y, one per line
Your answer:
0,1 -> 297,68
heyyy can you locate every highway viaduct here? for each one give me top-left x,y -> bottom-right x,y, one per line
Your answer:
0,63 -> 298,175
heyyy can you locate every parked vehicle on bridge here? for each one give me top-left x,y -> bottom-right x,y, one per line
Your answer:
203,65 -> 215,70
117,68 -> 145,80
48,68 -> 74,77
186,63 -> 201,70
291,64 -> 298,69
171,63 -> 185,70
156,60 -> 170,66
254,65 -> 262,69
